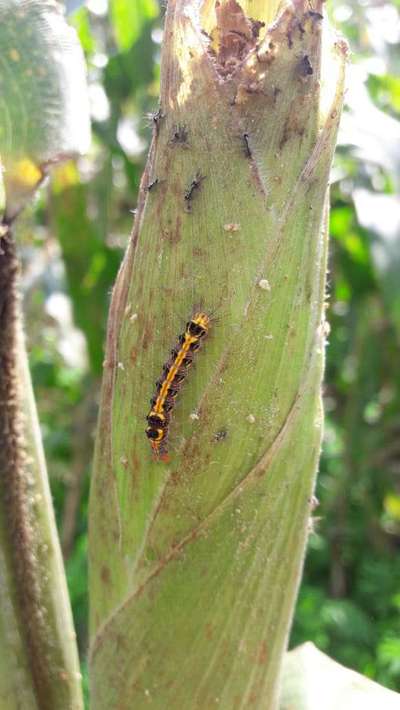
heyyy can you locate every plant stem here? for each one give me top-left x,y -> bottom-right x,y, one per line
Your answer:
89,1 -> 346,707
0,225 -> 83,710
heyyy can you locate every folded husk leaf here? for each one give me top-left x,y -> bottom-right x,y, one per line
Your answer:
89,1 -> 347,707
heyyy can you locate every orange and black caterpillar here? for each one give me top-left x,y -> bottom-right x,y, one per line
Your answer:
146,312 -> 210,460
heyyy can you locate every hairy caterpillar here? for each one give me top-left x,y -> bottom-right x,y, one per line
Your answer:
146,312 -> 210,460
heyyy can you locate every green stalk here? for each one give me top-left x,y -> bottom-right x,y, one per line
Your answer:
0,229 -> 83,710
89,1 -> 346,707
0,1 -> 89,705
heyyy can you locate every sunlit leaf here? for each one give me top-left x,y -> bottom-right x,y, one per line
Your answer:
71,6 -> 95,55
368,74 -> 400,117
109,0 -> 158,52
50,161 -> 122,374
384,493 -> 400,521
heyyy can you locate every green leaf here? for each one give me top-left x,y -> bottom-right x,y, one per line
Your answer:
109,0 -> 158,52
50,161 -> 121,374
71,6 -> 95,55
368,74 -> 400,118
89,1 -> 347,707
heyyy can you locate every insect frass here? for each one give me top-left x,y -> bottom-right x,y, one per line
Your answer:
145,312 -> 210,460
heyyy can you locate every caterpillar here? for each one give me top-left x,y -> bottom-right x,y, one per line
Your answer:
146,312 -> 210,460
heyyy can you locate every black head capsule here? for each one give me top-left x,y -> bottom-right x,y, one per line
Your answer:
187,321 -> 207,339
146,426 -> 165,443
187,312 -> 210,338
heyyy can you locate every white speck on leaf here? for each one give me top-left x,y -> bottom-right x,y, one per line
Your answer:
258,278 -> 271,291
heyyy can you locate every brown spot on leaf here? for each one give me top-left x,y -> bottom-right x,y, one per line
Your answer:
257,640 -> 268,665
130,346 -> 138,364
162,214 -> 182,244
141,321 -> 153,351
169,471 -> 182,487
210,0 -> 264,77
279,110 -> 306,151
101,565 -> 111,585
205,622 -> 214,640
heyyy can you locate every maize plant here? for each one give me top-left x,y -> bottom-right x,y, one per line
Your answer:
89,0 -> 347,708
0,0 -> 88,707
2,1 -> 400,709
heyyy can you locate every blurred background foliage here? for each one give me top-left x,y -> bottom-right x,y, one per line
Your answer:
14,0 -> 400,700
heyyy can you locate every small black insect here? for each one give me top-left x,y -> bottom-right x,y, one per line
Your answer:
298,55 -> 313,78
243,132 -> 252,159
147,178 -> 160,192
308,10 -> 323,19
184,173 -> 206,206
